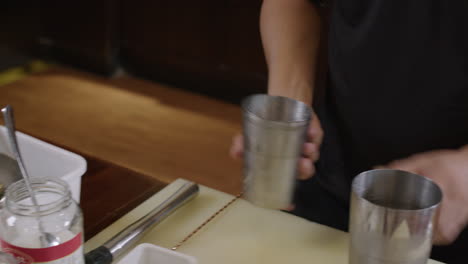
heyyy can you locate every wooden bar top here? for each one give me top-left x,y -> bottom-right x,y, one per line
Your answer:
0,66 -> 244,238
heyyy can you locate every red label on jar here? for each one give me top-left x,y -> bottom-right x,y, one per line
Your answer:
0,232 -> 82,264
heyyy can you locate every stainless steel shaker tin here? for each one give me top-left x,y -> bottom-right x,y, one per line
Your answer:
241,94 -> 312,209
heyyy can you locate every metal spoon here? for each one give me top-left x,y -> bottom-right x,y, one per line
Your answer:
1,105 -> 60,247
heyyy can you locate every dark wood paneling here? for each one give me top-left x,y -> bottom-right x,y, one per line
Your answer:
0,2 -> 40,70
36,0 -> 119,75
2,1 -> 269,102
121,0 -> 267,103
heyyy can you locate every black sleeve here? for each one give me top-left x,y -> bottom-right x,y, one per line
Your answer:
310,0 -> 328,8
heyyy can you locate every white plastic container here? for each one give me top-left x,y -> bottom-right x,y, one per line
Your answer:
116,243 -> 198,264
0,126 -> 86,202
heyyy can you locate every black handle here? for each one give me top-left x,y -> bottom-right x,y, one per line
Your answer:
85,246 -> 113,264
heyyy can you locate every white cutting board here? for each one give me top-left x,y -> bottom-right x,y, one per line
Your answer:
85,179 -> 443,264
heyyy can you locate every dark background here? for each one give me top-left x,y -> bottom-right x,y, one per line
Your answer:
0,0 -> 268,103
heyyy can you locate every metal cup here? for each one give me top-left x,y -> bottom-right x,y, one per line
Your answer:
241,94 -> 312,209
349,169 -> 443,264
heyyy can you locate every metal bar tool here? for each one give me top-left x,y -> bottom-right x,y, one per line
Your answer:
85,182 -> 199,264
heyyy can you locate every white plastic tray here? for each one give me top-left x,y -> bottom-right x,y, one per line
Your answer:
0,126 -> 86,202
116,243 -> 198,264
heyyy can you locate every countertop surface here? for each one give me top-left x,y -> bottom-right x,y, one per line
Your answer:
85,179 -> 444,264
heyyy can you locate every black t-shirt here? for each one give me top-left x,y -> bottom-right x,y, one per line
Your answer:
308,0 -> 468,202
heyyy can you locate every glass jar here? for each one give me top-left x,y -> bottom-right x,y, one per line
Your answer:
0,178 -> 84,264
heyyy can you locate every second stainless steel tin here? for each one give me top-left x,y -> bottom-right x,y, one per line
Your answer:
349,169 -> 442,264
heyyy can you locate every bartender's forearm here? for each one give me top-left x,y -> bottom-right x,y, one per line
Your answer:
260,0 -> 321,105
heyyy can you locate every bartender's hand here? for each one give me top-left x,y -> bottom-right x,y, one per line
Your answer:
229,115 -> 323,179
380,147 -> 468,245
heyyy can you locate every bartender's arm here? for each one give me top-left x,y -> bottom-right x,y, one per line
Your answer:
380,146 -> 468,245
261,0 -> 320,104
231,0 -> 324,179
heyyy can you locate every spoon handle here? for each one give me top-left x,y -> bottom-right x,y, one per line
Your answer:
1,105 -> 30,180
1,105 -> 53,247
